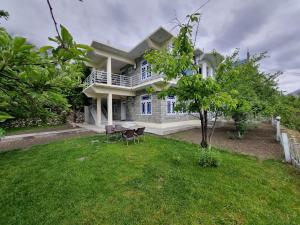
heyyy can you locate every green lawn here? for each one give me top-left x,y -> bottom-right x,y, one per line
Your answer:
0,135 -> 299,225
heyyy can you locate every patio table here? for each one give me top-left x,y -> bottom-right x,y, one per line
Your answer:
113,127 -> 128,141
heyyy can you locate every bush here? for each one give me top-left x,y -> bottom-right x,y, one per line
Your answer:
198,149 -> 219,168
0,128 -> 5,138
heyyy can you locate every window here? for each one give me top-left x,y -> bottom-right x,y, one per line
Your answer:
141,60 -> 151,80
141,95 -> 152,115
198,66 -> 202,74
166,95 -> 176,115
166,41 -> 173,52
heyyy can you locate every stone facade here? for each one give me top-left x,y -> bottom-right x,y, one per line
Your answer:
125,91 -> 197,124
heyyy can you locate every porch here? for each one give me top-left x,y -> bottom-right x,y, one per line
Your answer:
77,120 -> 202,135
84,95 -> 130,127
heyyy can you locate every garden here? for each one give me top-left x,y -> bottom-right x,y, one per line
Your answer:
1,2 -> 300,225
0,135 -> 299,225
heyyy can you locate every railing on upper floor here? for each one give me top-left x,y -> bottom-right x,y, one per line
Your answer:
84,70 -> 164,89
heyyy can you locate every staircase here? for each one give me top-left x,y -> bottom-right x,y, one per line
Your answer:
88,104 -> 107,124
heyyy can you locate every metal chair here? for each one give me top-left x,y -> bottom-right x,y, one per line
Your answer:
105,125 -> 115,143
134,127 -> 146,143
122,129 -> 136,145
115,124 -> 123,130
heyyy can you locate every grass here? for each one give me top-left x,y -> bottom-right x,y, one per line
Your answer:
0,135 -> 299,225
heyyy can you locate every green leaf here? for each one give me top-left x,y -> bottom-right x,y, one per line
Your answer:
13,37 -> 26,50
39,46 -> 53,52
60,25 -> 73,45
75,44 -> 93,51
48,37 -> 60,44
0,112 -> 14,122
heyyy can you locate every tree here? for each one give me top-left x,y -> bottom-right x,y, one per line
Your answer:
275,93 -> 300,131
145,13 -> 236,148
215,51 -> 279,137
0,10 -> 9,22
0,2 -> 92,125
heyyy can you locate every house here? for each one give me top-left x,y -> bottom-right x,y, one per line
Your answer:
82,27 -> 218,135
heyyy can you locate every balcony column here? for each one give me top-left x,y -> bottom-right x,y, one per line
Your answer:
96,96 -> 102,127
202,62 -> 207,78
209,67 -> 214,77
107,93 -> 113,125
107,56 -> 112,85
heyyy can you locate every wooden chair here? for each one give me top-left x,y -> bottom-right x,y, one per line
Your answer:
122,129 -> 136,145
134,127 -> 145,143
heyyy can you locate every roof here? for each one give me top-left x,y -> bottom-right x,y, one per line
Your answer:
289,89 -> 300,96
195,49 -> 224,68
90,27 -> 174,60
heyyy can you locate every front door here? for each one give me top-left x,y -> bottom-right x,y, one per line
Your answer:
121,101 -> 126,121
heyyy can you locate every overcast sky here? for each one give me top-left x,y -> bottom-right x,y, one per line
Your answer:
2,0 -> 300,93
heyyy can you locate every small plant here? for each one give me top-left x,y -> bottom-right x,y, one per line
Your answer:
199,149 -> 219,168
0,128 -> 5,138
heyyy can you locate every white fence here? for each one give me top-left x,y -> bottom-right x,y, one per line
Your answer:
272,117 -> 300,170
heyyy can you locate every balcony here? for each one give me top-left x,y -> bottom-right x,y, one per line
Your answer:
84,70 -> 164,89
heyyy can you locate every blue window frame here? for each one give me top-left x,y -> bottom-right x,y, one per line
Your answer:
141,60 -> 151,80
166,95 -> 176,115
141,94 -> 152,115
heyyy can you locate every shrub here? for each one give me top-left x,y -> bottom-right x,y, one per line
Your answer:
0,128 -> 5,138
199,149 -> 219,168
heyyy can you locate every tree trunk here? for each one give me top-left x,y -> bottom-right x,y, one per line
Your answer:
199,110 -> 208,148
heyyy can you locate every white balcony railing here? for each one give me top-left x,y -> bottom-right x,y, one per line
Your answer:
84,70 -> 164,89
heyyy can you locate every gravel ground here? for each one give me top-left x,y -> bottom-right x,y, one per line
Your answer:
0,130 -> 96,152
167,122 -> 283,160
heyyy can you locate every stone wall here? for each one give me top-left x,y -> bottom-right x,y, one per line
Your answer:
159,98 -> 198,122
1,115 -> 67,130
126,91 -> 197,124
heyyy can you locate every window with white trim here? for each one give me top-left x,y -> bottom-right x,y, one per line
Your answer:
141,60 -> 151,80
166,95 -> 176,115
141,94 -> 152,115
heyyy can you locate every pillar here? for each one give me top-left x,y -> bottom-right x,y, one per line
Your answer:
107,93 -> 113,125
96,97 -> 101,126
107,56 -> 111,85
209,67 -> 214,77
202,62 -> 207,78
276,116 -> 281,142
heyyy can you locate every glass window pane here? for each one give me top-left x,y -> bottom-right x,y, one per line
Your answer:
167,101 -> 171,113
141,102 -> 145,114
147,102 -> 151,114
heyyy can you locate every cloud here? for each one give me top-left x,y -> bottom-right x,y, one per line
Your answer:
1,0 -> 300,92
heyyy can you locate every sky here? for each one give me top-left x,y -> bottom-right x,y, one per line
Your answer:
1,0 -> 300,93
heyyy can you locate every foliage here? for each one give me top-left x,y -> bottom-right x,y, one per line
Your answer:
145,13 -> 237,148
275,93 -> 300,131
198,149 -> 219,167
0,135 -> 299,224
0,24 -> 91,124
0,10 -> 9,22
215,51 -> 279,137
0,128 -> 5,137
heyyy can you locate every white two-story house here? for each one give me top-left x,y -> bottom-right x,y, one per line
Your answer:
82,27 -> 217,134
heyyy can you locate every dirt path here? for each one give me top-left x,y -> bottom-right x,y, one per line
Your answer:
167,122 -> 283,160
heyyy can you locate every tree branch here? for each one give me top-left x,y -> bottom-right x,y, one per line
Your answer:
46,0 -> 63,45
208,111 -> 219,148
